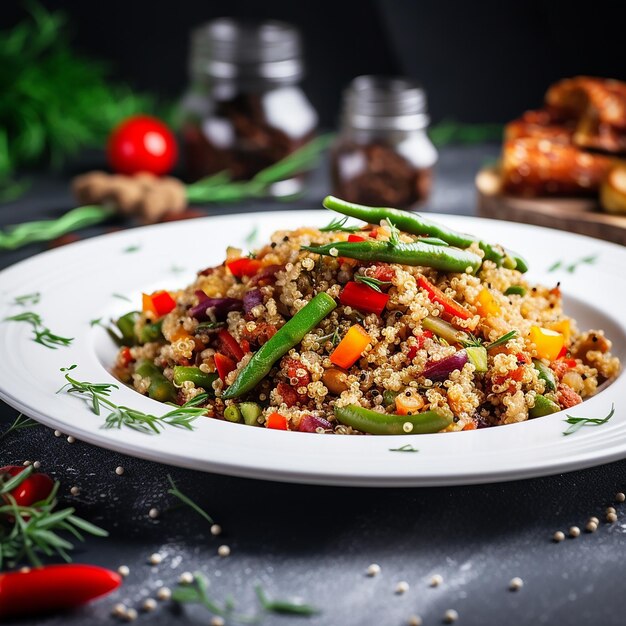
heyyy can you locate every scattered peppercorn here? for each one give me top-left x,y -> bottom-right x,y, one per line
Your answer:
156,587 -> 172,601
616,492 -> 625,503
142,598 -> 157,612
395,581 -> 409,594
444,609 -> 459,623
210,524 -> 222,536
509,577 -> 523,591
148,508 -> 160,519
217,544 -> 231,557
430,574 -> 444,587
585,521 -> 598,533
179,572 -> 194,584
149,553 -> 163,565
115,466 -> 125,476
367,563 -> 381,577
117,565 -> 130,578
70,486 -> 80,496
607,512 -> 618,523
553,531 -> 565,542
67,436 -> 76,444
569,526 -> 581,538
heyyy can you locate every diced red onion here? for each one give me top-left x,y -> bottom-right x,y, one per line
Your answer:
422,350 -> 468,381
298,415 -> 333,433
243,289 -> 264,314
249,264 -> 284,286
189,290 -> 242,321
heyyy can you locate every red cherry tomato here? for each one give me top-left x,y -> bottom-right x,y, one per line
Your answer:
107,115 -> 178,175
0,466 -> 54,506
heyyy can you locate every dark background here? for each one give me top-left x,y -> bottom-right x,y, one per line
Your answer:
4,0 -> 626,127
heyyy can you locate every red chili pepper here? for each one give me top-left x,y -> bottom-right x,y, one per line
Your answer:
214,353 -> 236,381
120,346 -> 133,366
339,281 -> 389,316
0,564 -> 121,618
417,275 -> 471,321
0,466 -> 54,507
217,329 -> 244,362
227,258 -> 262,278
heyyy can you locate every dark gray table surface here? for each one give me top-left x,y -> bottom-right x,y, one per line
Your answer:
2,146 -> 626,626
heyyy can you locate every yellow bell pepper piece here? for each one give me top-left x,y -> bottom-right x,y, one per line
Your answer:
547,319 -> 571,345
476,288 -> 501,318
330,324 -> 371,369
529,325 -> 565,361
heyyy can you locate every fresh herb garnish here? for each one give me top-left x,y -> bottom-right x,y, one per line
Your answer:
112,293 -> 132,302
384,219 -> 401,246
4,311 -> 73,349
549,254 -> 598,274
245,225 -> 259,245
563,404 -> 615,436
389,444 -> 419,453
354,274 -> 392,293
13,292 -> 41,306
90,317 -> 104,327
170,265 -> 186,275
173,572 -> 257,623
196,321 -> 226,332
317,328 -> 341,346
462,330 -> 517,351
0,465 -> 108,568
58,365 -> 205,434
167,475 -> 214,525
123,244 -> 140,253
319,216 -> 362,233
255,585 -> 319,616
180,392 -> 210,408
0,414 -> 38,442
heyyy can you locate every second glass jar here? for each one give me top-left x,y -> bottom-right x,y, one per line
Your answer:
330,76 -> 438,209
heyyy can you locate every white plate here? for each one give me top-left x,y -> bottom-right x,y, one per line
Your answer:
0,211 -> 625,486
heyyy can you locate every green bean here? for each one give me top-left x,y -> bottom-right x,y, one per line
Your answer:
504,285 -> 527,296
115,311 -> 139,345
421,315 -> 470,345
302,240 -> 482,274
322,196 -> 528,273
529,394 -> 560,418
466,346 -> 487,372
173,366 -> 218,392
224,405 -> 243,423
239,402 -> 262,426
139,319 -> 163,344
382,390 -> 399,407
532,360 -> 557,392
134,360 -> 176,403
334,404 -> 452,435
222,292 -> 337,399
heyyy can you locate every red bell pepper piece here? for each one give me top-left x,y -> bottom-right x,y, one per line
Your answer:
0,466 -> 54,507
0,564 -> 121,619
143,290 -> 176,317
266,412 -> 288,430
227,258 -> 262,278
214,353 -> 236,381
339,281 -> 389,316
217,329 -> 244,362
417,275 -> 471,321
348,234 -> 366,243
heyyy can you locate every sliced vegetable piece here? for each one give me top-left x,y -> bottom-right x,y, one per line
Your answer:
115,311 -> 139,345
239,402 -> 262,426
134,360 -> 176,402
421,315 -> 470,345
330,324 -> 371,369
394,392 -> 425,415
267,412 -> 288,430
476,287 -> 501,318
417,276 -> 471,321
214,353 -> 236,381
334,404 -> 452,435
139,319 -> 163,344
224,405 -> 242,423
529,394 -> 561,418
548,319 -> 571,345
227,258 -> 262,278
217,329 -> 244,362
173,366 -> 217,392
143,291 -> 176,317
422,350 -> 469,381
383,390 -> 399,407
504,285 -> 526,296
529,326 -> 565,361
466,346 -> 488,372
339,281 -> 389,316
532,359 -> 557,392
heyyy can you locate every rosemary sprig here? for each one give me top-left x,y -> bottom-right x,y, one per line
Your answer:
319,216 -> 362,233
255,585 -> 319,616
4,311 -> 73,349
548,254 -> 598,274
354,274 -> 392,293
13,292 -> 41,306
563,404 -> 615,436
389,444 -> 419,453
462,329 -> 518,350
58,365 -> 205,434
245,225 -> 259,245
317,328 -> 341,346
0,414 -> 38,442
429,120 -> 503,147
0,466 -> 108,568
172,572 -> 257,623
384,218 -> 401,246
167,475 -> 214,524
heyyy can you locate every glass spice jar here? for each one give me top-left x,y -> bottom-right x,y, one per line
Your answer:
330,76 -> 438,209
180,18 -> 318,188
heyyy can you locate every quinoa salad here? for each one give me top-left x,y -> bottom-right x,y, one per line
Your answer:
112,196 -> 620,435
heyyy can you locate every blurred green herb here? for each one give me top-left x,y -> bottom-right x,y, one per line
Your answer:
0,414 -> 38,442
0,2 -> 167,199
167,475 -> 214,524
4,311 -> 73,349
429,120 -> 503,147
563,404 -> 615,436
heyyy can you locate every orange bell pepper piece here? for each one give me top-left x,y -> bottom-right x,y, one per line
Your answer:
476,287 -> 501,318
266,412 -> 288,430
529,326 -> 565,361
330,324 -> 371,369
142,291 -> 176,317
417,276 -> 471,321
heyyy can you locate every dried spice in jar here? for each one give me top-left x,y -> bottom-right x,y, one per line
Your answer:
330,76 -> 437,209
181,19 -> 318,188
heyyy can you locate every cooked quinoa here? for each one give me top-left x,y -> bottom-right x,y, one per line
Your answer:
112,217 -> 620,434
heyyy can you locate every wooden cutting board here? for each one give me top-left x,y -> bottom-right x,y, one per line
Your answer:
475,166 -> 626,245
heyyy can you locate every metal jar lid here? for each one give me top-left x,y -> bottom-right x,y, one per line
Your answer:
343,76 -> 430,131
190,18 -> 304,83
